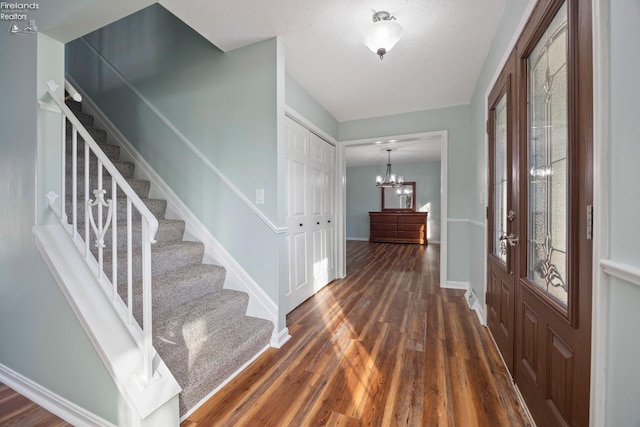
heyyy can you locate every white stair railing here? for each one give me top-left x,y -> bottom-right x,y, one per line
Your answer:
40,79 -> 159,385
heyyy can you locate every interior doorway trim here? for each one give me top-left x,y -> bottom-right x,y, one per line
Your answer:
337,130 -> 448,285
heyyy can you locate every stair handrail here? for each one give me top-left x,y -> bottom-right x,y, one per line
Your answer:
40,79 -> 159,385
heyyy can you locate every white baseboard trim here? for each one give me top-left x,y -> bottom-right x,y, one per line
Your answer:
472,302 -> 487,326
429,240 -> 441,245
0,362 -> 117,427
70,80 -> 283,344
442,281 -> 469,290
272,327 -> 291,348
179,343 -> 270,422
346,237 -> 369,241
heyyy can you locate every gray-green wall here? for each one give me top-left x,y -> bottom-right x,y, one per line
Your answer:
65,5 -> 285,325
1,1 -> 125,424
285,75 -> 339,140
346,162 -> 441,242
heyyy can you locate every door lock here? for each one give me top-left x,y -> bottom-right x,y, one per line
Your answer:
507,209 -> 516,222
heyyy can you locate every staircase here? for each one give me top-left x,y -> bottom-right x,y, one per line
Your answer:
63,97 -> 274,416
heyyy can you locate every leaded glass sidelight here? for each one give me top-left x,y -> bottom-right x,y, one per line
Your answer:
526,2 -> 568,306
492,94 -> 508,263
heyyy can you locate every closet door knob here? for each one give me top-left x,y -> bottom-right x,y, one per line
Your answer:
299,223 -> 303,227
317,222 -> 320,225
328,220 -> 331,223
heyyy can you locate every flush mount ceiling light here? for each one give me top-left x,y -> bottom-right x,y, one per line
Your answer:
362,10 -> 403,60
376,149 -> 404,188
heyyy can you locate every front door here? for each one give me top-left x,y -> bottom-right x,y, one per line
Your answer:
486,50 -> 518,375
487,1 -> 593,425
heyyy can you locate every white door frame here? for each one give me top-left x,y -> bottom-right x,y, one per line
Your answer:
336,130 -> 449,284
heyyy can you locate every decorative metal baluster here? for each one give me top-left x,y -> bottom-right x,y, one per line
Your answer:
87,189 -> 113,252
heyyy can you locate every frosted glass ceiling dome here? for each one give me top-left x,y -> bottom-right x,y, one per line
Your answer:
362,11 -> 403,60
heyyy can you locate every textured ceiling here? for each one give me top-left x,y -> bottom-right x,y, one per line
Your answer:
160,0 -> 507,123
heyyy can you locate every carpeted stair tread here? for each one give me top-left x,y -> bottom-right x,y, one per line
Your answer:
66,158 -> 135,179
62,97 -> 275,418
103,240 -> 205,283
66,140 -> 120,160
65,111 -> 94,128
67,197 -> 167,222
132,264 -> 226,316
65,175 -> 150,199
89,219 -> 185,251
154,290 -> 249,351
176,316 -> 273,414
66,126 -> 107,144
65,98 -> 82,112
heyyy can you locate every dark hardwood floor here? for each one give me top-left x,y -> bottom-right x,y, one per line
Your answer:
183,241 -> 531,426
0,382 -> 70,426
0,242 -> 530,426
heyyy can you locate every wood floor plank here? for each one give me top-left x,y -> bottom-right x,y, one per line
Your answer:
0,383 -> 70,427
182,241 -> 531,426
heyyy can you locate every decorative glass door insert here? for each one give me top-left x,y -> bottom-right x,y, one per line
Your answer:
526,2 -> 568,307
493,94 -> 508,264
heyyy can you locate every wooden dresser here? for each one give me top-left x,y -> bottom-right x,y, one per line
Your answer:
369,212 -> 428,245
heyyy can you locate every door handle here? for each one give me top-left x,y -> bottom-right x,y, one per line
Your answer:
499,233 -> 520,246
317,222 -> 320,225
299,223 -> 303,227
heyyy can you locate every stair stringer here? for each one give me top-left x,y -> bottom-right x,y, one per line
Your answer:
68,76 -> 291,349
33,224 -> 181,426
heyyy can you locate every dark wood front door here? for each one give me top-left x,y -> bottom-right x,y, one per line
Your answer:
487,1 -> 593,426
487,50 -> 518,375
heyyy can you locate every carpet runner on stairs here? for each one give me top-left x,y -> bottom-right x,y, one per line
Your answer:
63,97 -> 273,416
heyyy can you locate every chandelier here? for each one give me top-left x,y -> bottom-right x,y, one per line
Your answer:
376,149 -> 404,188
362,11 -> 403,60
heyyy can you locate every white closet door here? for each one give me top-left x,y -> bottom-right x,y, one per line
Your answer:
284,117 -> 336,313
284,117 -> 312,312
318,135 -> 335,286
309,134 -> 327,291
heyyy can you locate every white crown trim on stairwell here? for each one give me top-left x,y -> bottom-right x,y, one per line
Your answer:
0,363 -> 117,427
67,79 -> 290,348
77,37 -> 286,236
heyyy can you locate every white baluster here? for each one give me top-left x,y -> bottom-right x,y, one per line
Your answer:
112,178 -> 118,302
72,127 -> 78,239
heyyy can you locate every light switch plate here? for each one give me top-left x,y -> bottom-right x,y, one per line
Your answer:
256,189 -> 264,205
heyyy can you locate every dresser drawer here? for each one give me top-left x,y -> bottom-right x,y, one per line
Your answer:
371,230 -> 398,239
398,223 -> 425,232
370,214 -> 397,224
398,230 -> 422,239
371,223 -> 397,231
397,214 -> 427,224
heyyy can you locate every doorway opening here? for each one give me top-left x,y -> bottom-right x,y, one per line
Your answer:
336,130 -> 448,284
